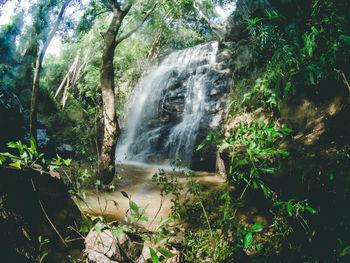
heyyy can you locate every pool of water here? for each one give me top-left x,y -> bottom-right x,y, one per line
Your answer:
74,163 -> 225,228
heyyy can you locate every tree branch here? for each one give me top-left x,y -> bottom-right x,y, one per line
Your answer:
116,0 -> 158,45
193,0 -> 225,40
30,0 -> 73,139
101,0 -> 113,10
121,1 -> 133,16
39,0 -> 72,61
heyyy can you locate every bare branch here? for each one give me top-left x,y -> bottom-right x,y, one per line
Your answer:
55,54 -> 79,98
116,0 -> 158,45
193,0 -> 225,40
39,0 -> 73,61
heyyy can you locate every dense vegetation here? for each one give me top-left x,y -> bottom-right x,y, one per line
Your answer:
0,0 -> 349,262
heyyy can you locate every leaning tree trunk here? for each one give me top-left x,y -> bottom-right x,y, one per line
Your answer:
98,1 -> 157,184
99,6 -> 124,184
29,0 -> 72,140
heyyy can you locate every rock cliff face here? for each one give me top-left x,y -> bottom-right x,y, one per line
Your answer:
116,42 -> 232,169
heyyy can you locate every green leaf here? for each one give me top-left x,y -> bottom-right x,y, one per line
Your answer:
273,201 -> 282,206
235,159 -> 248,166
157,247 -> 175,258
305,206 -> 316,214
94,222 -> 103,233
329,173 -> 334,181
95,180 -> 101,186
0,153 -> 6,165
63,158 -> 71,166
279,150 -> 290,156
260,183 -> 272,198
286,203 -> 292,216
339,246 -> 350,257
30,136 -> 36,151
249,141 -> 257,149
251,222 -> 263,232
113,226 -> 123,237
340,34 -> 350,44
256,243 -> 263,251
195,142 -> 205,152
206,132 -> 213,141
139,216 -> 149,222
7,141 -> 19,149
149,247 -> 159,263
10,161 -> 22,169
3,152 -> 19,159
121,191 -> 129,199
244,232 -> 253,248
129,200 -> 139,214
261,168 -> 275,174
79,218 -> 93,233
40,252 -> 49,262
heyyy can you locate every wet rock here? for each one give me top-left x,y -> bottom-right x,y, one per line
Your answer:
191,143 -> 218,172
57,144 -> 74,158
0,85 -> 25,150
117,42 -> 232,167
209,85 -> 230,97
57,143 -> 73,152
233,45 -> 252,70
85,226 -> 143,263
37,129 -> 50,147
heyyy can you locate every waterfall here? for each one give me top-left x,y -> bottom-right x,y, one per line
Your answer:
116,41 -> 228,167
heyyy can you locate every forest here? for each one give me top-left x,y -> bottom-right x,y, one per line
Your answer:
0,0 -> 349,262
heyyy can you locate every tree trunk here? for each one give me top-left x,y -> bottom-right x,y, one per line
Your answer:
98,1 -> 158,184
29,0 -> 72,140
99,6 -> 124,184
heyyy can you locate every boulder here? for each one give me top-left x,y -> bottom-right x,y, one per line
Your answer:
223,0 -> 271,42
85,226 -> 143,263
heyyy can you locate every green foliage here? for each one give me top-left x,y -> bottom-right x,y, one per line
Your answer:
0,138 -> 71,172
173,122 -> 297,261
152,168 -> 183,214
238,0 -> 350,109
206,121 -> 291,198
274,199 -> 316,217
2,137 -> 45,169
51,154 -> 72,167
79,215 -> 94,233
37,236 -> 50,263
129,199 -> 149,224
67,167 -> 92,197
149,247 -> 159,263
152,169 -> 268,262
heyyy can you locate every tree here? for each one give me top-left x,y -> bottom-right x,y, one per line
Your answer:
29,0 -> 73,139
20,1 -> 53,104
98,0 -> 158,184
0,13 -> 23,85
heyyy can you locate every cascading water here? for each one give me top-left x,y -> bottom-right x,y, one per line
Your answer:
116,41 -> 230,167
